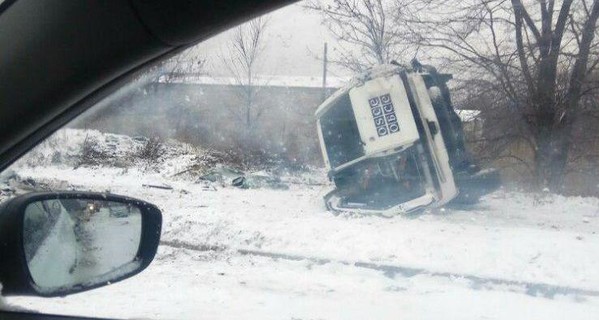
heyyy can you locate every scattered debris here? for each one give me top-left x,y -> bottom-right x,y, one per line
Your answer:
196,166 -> 289,190
232,172 -> 289,190
197,166 -> 244,184
199,183 -> 217,191
142,183 -> 174,190
232,176 -> 245,187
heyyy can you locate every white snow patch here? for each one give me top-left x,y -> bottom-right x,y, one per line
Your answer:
5,129 -> 599,319
457,109 -> 481,122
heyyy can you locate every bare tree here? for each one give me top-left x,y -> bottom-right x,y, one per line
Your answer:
155,48 -> 207,84
397,0 -> 599,191
307,0 -> 411,72
220,17 -> 269,131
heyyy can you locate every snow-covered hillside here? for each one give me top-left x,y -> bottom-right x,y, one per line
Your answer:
4,129 -> 599,319
11,128 -> 233,176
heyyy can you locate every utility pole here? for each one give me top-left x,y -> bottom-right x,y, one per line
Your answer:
322,42 -> 328,101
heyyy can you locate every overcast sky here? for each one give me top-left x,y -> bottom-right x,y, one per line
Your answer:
194,2 -> 350,79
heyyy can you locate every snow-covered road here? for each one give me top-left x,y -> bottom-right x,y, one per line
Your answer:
6,166 -> 599,319
10,246 -> 599,320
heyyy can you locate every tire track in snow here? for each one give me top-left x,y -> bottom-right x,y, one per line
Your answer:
160,240 -> 599,299
160,239 -> 226,252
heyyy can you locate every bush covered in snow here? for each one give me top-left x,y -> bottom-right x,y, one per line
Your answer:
11,129 -> 317,180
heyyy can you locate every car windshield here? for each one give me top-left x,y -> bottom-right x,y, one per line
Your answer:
2,0 -> 599,319
320,93 -> 365,168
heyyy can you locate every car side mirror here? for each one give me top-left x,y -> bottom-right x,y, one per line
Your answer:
0,192 -> 161,297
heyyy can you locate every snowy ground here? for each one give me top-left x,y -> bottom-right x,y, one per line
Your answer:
3,130 -> 599,319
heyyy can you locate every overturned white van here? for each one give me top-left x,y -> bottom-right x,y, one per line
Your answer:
316,64 -> 499,216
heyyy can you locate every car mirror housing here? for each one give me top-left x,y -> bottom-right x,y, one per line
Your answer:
0,192 -> 162,297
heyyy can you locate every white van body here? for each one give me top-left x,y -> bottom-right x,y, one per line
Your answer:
316,65 -> 458,216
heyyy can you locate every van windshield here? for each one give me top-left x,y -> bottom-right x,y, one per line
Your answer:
332,145 -> 427,210
320,93 -> 365,168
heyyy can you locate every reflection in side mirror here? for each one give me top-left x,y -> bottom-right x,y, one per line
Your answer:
0,192 -> 162,297
23,199 -> 142,292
